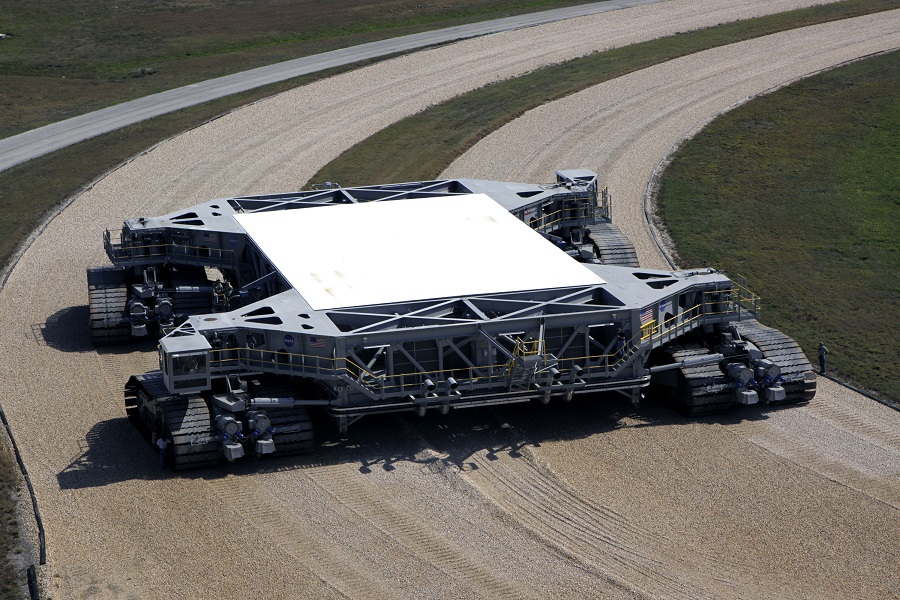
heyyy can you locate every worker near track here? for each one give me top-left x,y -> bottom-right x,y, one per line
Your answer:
156,435 -> 170,469
818,342 -> 828,375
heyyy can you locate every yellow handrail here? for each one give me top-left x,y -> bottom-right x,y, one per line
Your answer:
205,290 -> 754,396
513,338 -> 542,357
208,343 -> 632,396
640,320 -> 658,341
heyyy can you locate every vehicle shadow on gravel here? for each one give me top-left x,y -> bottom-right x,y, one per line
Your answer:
55,395 -> 781,489
336,395 -> 779,475
31,304 -> 93,353
355,393 -> 782,475
35,304 -> 160,355
57,417 -> 159,489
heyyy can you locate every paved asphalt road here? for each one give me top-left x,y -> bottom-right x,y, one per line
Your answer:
0,0 -> 663,173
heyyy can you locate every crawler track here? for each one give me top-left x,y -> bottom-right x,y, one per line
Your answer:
669,344 -> 734,415
159,395 -> 220,470
126,371 -> 221,469
268,406 -> 315,456
585,221 -> 640,267
245,380 -> 315,456
86,266 -> 130,343
732,319 -> 816,404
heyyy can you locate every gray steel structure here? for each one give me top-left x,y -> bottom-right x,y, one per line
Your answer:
88,170 -> 816,468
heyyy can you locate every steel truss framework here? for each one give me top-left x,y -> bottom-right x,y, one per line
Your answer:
326,284 -> 621,334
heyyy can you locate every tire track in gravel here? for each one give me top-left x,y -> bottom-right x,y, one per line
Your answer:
185,409 -> 611,600
427,407 -> 756,600
96,348 -> 158,397
724,381 -> 900,509
461,448 -> 715,599
811,399 -> 900,450
726,417 -> 900,508
202,473 -> 381,599
301,464 -> 529,600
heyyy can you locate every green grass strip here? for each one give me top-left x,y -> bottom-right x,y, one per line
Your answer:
0,0 -> 603,138
311,0 -> 897,186
658,50 -> 900,403
0,447 -> 21,597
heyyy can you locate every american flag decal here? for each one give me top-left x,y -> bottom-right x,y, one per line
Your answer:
640,306 -> 654,324
309,336 -> 326,348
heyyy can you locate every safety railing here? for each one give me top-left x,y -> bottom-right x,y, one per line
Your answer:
513,337 -> 542,357
597,186 -> 612,221
104,230 -> 238,270
202,299 -> 755,404
728,280 -> 762,318
640,309 -> 700,346
210,346 -> 514,399
206,289 -> 757,400
640,319 -> 658,341
527,199 -> 596,233
508,337 -> 546,380
210,346 -> 338,380
354,347 -> 640,396
702,287 -> 760,320
208,341 -> 640,401
638,289 -> 759,347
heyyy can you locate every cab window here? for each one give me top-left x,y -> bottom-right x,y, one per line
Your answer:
172,353 -> 206,376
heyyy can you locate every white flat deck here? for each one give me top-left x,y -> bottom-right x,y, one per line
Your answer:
235,194 -> 604,310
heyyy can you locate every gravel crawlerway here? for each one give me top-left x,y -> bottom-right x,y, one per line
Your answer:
1,1 -> 898,598
445,10 -> 900,599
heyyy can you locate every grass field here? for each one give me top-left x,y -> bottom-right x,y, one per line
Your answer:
657,50 -> 899,403
0,0 -> 598,139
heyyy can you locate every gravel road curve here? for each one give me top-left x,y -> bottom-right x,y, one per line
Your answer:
444,10 -> 900,599
1,1 -> 897,598
0,0 -> 671,173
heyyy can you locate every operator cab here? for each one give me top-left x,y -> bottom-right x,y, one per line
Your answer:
159,334 -> 212,394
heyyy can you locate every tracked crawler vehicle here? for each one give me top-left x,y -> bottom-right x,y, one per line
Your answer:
87,171 -> 634,344
89,171 -> 815,469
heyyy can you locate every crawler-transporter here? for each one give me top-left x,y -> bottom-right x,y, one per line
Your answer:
87,171 -> 816,469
